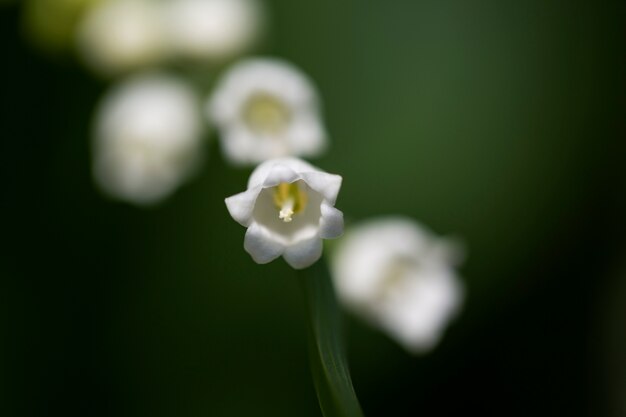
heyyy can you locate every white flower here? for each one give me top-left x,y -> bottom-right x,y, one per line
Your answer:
208,58 -> 327,165
93,73 -> 203,205
331,217 -> 464,354
225,158 -> 343,269
162,0 -> 265,63
77,0 -> 166,76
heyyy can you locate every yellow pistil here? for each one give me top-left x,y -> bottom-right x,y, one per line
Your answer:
273,182 -> 307,223
243,93 -> 290,135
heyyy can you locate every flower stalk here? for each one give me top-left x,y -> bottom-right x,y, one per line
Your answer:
299,259 -> 364,417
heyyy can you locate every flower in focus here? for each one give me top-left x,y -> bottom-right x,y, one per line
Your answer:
208,58 -> 328,165
225,158 -> 343,269
77,0 -> 166,76
331,217 -> 464,353
162,0 -> 265,63
93,73 -> 203,205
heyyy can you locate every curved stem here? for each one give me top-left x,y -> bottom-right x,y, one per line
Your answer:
299,259 -> 365,417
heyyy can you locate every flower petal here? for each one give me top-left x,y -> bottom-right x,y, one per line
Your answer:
219,126 -> 258,166
247,157 -> 313,188
282,237 -> 322,269
225,186 -> 262,226
319,202 -> 344,239
243,222 -> 284,264
286,113 -> 327,157
300,172 -> 342,204
262,163 -> 300,187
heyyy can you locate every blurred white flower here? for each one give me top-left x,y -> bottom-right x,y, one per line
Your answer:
163,0 -> 264,63
77,0 -> 166,76
331,217 -> 464,354
93,73 -> 203,205
208,58 -> 327,165
225,158 -> 343,269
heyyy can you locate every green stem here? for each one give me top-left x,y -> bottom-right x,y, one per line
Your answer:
299,259 -> 364,417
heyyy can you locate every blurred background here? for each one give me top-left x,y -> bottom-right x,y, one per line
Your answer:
1,0 -> 624,416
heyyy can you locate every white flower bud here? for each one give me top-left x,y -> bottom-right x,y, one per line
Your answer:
92,73 -> 203,205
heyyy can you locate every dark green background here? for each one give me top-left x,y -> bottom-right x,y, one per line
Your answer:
1,0 -> 624,416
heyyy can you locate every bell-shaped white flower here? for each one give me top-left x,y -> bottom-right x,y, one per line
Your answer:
77,0 -> 166,76
225,158 -> 343,269
208,58 -> 327,165
162,0 -> 265,63
331,217 -> 464,354
93,73 -> 203,205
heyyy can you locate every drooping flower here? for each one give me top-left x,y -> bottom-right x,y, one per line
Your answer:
92,73 -> 203,205
208,58 -> 328,165
225,158 -> 343,269
162,0 -> 265,63
330,217 -> 464,353
76,0 -> 166,76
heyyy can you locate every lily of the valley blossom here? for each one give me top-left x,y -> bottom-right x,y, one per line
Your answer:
331,217 -> 464,354
76,0 -> 264,76
225,158 -> 343,269
92,73 -> 202,205
208,58 -> 328,165
77,0 -> 166,76
163,0 -> 265,63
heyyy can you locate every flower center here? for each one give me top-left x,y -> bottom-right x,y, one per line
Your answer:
243,93 -> 290,135
273,182 -> 307,223
378,257 -> 419,299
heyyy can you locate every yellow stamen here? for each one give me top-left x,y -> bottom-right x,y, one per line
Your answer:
244,93 -> 290,135
273,182 -> 307,223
